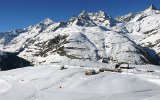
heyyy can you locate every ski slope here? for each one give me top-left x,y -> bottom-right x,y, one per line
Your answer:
0,64 -> 160,100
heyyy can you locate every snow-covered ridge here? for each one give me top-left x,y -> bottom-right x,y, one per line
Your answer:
116,4 -> 160,23
118,4 -> 160,57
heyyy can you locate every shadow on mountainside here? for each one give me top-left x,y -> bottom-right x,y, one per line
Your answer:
0,52 -> 32,71
138,46 -> 160,65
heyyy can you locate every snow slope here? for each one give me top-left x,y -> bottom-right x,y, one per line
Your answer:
0,64 -> 160,100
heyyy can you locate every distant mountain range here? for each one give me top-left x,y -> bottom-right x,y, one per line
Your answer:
0,5 -> 160,70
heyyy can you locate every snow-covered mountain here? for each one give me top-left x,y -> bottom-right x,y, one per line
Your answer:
0,5 -> 160,66
117,5 -> 160,57
116,4 -> 158,22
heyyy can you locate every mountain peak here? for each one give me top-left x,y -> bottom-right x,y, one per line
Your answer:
79,10 -> 107,18
145,4 -> 158,11
69,10 -> 115,27
80,10 -> 87,15
78,10 -> 90,19
97,11 -> 106,16
40,18 -> 54,25
149,4 -> 157,10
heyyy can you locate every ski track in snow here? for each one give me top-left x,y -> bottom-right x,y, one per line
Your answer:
0,79 -> 12,96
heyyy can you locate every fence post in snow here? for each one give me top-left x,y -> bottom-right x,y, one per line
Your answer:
74,60 -> 76,66
68,59 -> 69,66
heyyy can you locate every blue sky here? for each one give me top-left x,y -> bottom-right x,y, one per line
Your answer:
0,0 -> 160,32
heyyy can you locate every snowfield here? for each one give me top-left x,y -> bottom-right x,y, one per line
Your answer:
0,64 -> 160,100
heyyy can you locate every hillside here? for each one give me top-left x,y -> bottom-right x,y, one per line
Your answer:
0,64 -> 160,100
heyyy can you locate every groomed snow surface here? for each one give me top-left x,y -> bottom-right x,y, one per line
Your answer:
0,63 -> 160,100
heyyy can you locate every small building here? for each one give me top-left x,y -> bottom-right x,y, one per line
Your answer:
99,67 -> 122,73
115,63 -> 132,69
119,64 -> 130,69
85,69 -> 96,75
115,63 -> 121,69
